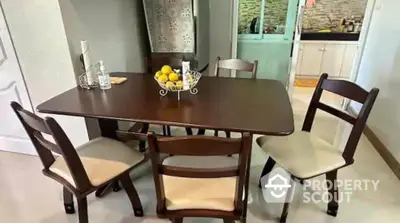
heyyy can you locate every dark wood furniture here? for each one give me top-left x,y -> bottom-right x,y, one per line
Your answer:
146,56 -> 193,136
256,73 -> 379,222
148,133 -> 252,223
37,73 -> 293,136
11,102 -> 145,223
214,57 -> 258,79
209,57 -> 258,138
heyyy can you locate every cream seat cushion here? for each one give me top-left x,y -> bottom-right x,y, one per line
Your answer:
161,156 -> 237,211
49,137 -> 144,187
257,131 -> 346,179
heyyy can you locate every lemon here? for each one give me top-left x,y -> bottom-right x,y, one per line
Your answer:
168,72 -> 179,82
166,81 -> 175,89
158,74 -> 168,83
155,70 -> 162,78
176,80 -> 183,89
161,65 -> 172,75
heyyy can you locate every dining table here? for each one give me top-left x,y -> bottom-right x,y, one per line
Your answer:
37,72 -> 295,195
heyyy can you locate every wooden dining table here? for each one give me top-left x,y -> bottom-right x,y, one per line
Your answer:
37,72 -> 294,195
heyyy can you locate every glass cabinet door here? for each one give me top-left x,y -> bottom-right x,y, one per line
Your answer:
262,0 -> 298,40
238,0 -> 263,39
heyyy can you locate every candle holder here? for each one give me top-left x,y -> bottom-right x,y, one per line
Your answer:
78,67 -> 98,89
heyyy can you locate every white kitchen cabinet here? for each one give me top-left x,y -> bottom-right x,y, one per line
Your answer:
296,41 -> 358,79
296,45 -> 304,74
340,45 -> 358,78
299,43 -> 325,76
320,44 -> 346,77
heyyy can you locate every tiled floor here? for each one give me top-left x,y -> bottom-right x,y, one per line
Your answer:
1,87 -> 399,223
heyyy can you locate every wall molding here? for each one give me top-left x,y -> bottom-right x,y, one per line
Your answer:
348,106 -> 400,180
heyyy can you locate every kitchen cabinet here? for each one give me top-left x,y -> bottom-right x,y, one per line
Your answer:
340,44 -> 358,78
298,43 -> 324,76
320,44 -> 346,77
296,41 -> 358,79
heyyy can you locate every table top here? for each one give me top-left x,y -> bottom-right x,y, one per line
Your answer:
37,73 -> 294,136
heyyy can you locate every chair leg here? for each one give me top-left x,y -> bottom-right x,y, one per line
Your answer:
163,125 -> 167,136
185,128 -> 193,135
197,128 -> 205,135
139,123 -> 149,152
77,197 -> 88,223
171,218 -> 183,223
225,131 -> 231,138
112,181 -> 121,192
167,126 -> 172,136
63,186 -> 75,214
120,173 -> 144,217
279,176 -> 295,223
258,157 -> 276,188
326,170 -> 339,217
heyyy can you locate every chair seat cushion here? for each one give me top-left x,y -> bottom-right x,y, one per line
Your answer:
163,175 -> 236,211
162,155 -> 237,211
257,131 -> 346,179
49,137 -> 144,187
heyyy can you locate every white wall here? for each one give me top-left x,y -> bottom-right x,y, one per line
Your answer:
58,0 -> 148,75
351,0 -> 400,162
1,0 -> 88,147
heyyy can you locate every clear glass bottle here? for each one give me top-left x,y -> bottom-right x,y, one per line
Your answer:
97,60 -> 111,90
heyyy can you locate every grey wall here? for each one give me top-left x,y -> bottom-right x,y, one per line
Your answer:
209,0 -> 233,77
351,0 -> 400,162
58,0 -> 148,75
194,0 -> 210,71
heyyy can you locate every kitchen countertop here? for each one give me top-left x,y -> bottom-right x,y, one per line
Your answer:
301,31 -> 360,41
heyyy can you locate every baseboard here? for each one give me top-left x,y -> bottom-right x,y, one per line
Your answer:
348,106 -> 400,180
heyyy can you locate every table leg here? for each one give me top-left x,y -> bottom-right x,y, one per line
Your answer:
95,118 -> 121,197
139,123 -> 149,152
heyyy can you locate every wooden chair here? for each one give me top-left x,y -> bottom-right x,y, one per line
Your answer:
201,57 -> 258,138
146,56 -> 194,136
147,133 -> 252,223
11,102 -> 145,223
256,73 -> 379,222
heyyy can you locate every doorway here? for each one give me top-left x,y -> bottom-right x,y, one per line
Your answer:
290,0 -> 374,110
0,4 -> 34,155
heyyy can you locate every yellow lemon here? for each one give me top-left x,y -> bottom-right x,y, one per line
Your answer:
161,65 -> 172,75
155,70 -> 162,78
166,81 -> 175,89
158,74 -> 168,83
168,72 -> 179,82
175,80 -> 183,89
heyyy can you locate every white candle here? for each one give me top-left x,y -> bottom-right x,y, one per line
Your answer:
80,40 -> 94,85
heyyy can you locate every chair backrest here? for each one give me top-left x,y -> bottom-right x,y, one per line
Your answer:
214,57 -> 258,79
148,133 -> 252,215
303,74 -> 379,163
10,102 -> 92,191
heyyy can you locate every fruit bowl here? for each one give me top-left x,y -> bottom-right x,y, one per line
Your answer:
154,70 -> 201,100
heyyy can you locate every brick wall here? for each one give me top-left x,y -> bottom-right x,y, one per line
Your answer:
238,0 -> 367,33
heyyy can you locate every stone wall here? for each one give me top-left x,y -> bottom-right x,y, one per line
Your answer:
238,0 -> 367,33
303,0 -> 367,30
